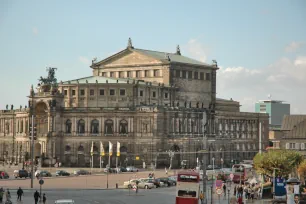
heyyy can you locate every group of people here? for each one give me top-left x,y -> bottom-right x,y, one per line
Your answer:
0,187 -> 46,204
148,172 -> 155,178
230,183 -> 261,204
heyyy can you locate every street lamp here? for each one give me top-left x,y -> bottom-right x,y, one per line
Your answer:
239,166 -> 243,185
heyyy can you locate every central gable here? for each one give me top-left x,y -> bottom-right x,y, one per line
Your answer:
98,49 -> 163,68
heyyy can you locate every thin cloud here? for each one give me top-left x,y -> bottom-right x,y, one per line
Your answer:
285,41 -> 305,52
184,38 -> 208,62
79,56 -> 90,65
217,56 -> 306,114
32,27 -> 38,35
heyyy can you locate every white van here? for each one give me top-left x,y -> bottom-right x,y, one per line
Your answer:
54,199 -> 75,204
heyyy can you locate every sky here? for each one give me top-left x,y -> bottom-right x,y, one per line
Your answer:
0,0 -> 306,113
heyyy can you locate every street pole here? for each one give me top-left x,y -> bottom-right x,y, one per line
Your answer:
30,115 -> 34,189
202,153 -> 207,204
211,185 -> 213,204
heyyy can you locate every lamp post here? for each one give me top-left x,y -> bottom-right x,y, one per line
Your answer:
239,166 -> 243,185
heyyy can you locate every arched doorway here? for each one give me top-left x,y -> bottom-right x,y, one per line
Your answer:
92,145 -> 99,168
77,145 -> 85,167
65,145 -> 71,167
119,146 -> 128,167
170,145 -> 180,169
34,143 -> 41,158
35,102 -> 48,134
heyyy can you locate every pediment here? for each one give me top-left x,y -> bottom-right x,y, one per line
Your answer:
95,49 -> 163,68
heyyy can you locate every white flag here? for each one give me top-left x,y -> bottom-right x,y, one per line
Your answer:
100,141 -> 105,156
90,141 -> 94,156
117,141 -> 120,157
109,141 -> 113,156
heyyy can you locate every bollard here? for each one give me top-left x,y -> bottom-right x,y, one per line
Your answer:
116,183 -> 118,189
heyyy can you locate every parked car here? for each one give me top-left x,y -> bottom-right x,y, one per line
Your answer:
142,178 -> 163,188
168,176 -> 177,185
118,166 -> 127,172
126,166 -> 139,172
73,169 -> 90,176
54,199 -> 75,204
39,170 -> 52,177
56,170 -> 70,176
0,171 -> 9,179
137,179 -> 155,189
159,177 -> 175,187
103,167 -> 117,173
123,179 -> 139,188
207,165 -> 220,170
13,169 -> 30,178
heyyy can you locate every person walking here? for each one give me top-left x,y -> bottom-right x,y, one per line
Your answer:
234,185 -> 237,197
199,191 -> 204,204
34,190 -> 40,204
5,189 -> 11,202
17,187 -> 23,201
0,188 -> 4,203
43,193 -> 46,204
223,183 -> 227,197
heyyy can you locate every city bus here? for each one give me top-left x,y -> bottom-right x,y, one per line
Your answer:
231,164 -> 253,183
176,170 -> 200,204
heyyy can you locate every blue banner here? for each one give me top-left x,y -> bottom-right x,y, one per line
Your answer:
274,177 -> 286,196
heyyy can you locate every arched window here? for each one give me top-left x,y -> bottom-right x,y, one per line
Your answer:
65,145 -> 71,151
78,145 -> 84,152
5,123 -> 10,134
78,119 -> 85,134
91,119 -> 99,134
20,120 -> 24,133
66,119 -> 72,133
104,120 -> 113,134
119,120 -> 128,134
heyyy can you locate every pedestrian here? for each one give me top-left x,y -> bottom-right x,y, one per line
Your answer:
0,188 -> 4,203
223,183 -> 227,197
0,172 -> 4,179
237,196 -> 243,204
43,193 -> 46,204
165,167 -> 168,175
34,190 -> 40,204
17,187 -> 23,201
5,189 -> 10,202
250,187 -> 255,202
199,191 -> 204,204
234,185 -> 237,197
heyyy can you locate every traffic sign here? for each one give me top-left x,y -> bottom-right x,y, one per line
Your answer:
230,173 -> 234,180
39,179 -> 44,185
216,188 -> 222,195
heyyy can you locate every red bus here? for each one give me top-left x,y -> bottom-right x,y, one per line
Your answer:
231,164 -> 253,184
176,171 -> 200,204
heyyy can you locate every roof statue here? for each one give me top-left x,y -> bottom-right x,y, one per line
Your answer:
212,60 -> 218,67
39,67 -> 58,86
176,45 -> 181,55
92,57 -> 97,65
127,37 -> 134,49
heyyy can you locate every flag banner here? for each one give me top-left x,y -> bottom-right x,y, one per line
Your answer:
109,141 -> 113,156
100,141 -> 105,156
117,141 -> 120,157
90,141 -> 94,156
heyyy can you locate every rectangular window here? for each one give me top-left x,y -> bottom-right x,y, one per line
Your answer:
110,89 -> 115,96
110,72 -> 114,78
145,70 -> 149,77
99,89 -> 105,96
188,71 -> 192,79
154,70 -> 159,77
182,71 -> 187,78
102,72 -> 107,77
176,70 -> 180,77
200,73 -> 204,80
80,90 -> 85,96
139,90 -> 143,97
127,71 -> 131,78
72,90 -> 76,96
136,71 -> 140,78
152,91 -> 156,98
119,71 -> 124,78
64,90 -> 68,96
164,92 -> 168,99
206,73 -> 211,80
194,72 -> 198,79
120,89 -> 126,96
90,89 -> 94,96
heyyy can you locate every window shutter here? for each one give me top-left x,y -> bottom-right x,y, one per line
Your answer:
286,143 -> 289,149
301,143 -> 305,150
296,143 -> 300,150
